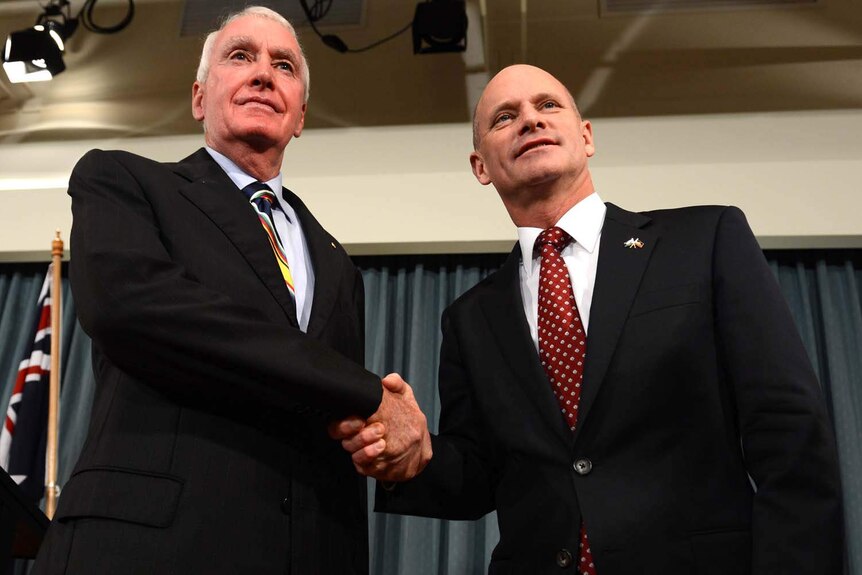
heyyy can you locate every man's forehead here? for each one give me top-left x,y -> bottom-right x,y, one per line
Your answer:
478,69 -> 567,114
219,33 -> 296,53
216,17 -> 295,49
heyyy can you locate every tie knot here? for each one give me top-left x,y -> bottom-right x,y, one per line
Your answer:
535,226 -> 572,254
242,181 -> 275,204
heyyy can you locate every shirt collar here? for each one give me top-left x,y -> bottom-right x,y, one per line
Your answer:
205,146 -> 283,202
517,192 -> 606,276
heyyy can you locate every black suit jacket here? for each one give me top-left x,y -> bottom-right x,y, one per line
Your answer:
33,149 -> 382,574
378,204 -> 843,574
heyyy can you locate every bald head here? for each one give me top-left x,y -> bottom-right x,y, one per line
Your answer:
472,65 -> 579,150
467,63 -> 596,225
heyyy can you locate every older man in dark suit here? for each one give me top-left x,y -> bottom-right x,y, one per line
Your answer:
334,64 -> 844,574
32,6 -> 429,574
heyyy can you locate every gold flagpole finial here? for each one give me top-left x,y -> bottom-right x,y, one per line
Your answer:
52,230 -> 64,258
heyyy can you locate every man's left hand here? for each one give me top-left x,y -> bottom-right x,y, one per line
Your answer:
329,373 -> 432,482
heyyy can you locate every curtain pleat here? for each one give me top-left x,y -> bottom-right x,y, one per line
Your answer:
814,260 -> 862,573
0,250 -> 858,574
361,256 -> 505,575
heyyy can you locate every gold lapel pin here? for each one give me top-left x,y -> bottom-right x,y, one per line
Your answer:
623,238 -> 644,249
330,241 -> 337,249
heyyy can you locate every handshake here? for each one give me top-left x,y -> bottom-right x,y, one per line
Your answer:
329,373 -> 433,482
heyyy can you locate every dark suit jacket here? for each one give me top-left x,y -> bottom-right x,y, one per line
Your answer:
378,204 -> 843,574
33,149 -> 382,575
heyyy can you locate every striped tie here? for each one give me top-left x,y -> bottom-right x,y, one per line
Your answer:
242,181 -> 295,296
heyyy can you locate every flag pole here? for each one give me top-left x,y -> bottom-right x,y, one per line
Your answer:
45,230 -> 63,519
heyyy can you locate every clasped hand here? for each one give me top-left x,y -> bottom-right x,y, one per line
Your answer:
329,373 -> 432,482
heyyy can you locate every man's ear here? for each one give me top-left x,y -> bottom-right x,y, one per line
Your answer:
582,120 -> 595,158
294,103 -> 307,138
470,151 -> 492,186
191,82 -> 205,122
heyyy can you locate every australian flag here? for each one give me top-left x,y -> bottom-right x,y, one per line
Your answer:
0,267 -> 53,502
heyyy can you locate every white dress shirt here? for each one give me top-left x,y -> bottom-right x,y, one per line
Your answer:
206,147 -> 315,332
517,192 -> 606,350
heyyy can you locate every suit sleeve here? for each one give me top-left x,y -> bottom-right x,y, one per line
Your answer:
376,308 -> 497,520
712,207 -> 844,573
69,149 -> 382,420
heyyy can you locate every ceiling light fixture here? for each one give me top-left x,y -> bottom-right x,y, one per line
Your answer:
412,0 -> 468,55
3,26 -> 66,83
2,0 -> 134,84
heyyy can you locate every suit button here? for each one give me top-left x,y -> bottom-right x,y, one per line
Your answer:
280,497 -> 291,515
556,548 -> 573,567
574,458 -> 593,475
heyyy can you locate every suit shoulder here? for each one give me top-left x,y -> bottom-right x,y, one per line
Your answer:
641,204 -> 741,223
626,204 -> 750,236
73,148 -> 169,176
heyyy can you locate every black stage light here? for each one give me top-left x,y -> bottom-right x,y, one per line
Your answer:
3,0 -> 133,84
3,26 -> 66,83
412,0 -> 468,55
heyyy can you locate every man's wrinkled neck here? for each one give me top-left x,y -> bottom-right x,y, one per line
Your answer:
207,139 -> 285,182
505,171 -> 595,229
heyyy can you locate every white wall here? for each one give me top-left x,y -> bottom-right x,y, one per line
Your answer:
1,109 -> 860,262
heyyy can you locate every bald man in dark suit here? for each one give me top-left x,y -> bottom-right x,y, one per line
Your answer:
334,65 -> 843,574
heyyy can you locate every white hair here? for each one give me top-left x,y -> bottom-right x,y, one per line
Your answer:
196,6 -> 310,103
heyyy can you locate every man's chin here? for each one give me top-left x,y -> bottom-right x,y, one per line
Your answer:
233,127 -> 289,152
519,169 -> 565,189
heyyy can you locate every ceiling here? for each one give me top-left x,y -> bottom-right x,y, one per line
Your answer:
0,0 -> 860,143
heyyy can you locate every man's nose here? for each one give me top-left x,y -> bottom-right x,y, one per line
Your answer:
249,62 -> 274,90
519,109 -> 545,135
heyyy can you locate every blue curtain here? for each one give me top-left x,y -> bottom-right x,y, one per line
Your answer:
768,253 -> 862,574
360,255 -> 505,575
0,251 -> 859,573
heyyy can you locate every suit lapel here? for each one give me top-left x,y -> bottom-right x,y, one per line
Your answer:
281,188 -> 343,340
479,247 -> 575,450
574,203 -> 656,443
173,149 -> 299,327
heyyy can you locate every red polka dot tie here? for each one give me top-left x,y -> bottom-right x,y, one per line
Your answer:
535,227 -> 597,575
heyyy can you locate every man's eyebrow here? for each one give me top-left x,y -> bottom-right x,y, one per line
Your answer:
486,92 -> 565,124
220,35 -> 256,55
270,47 -> 300,66
532,92 -> 564,105
219,37 -> 300,69
487,99 -> 518,124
